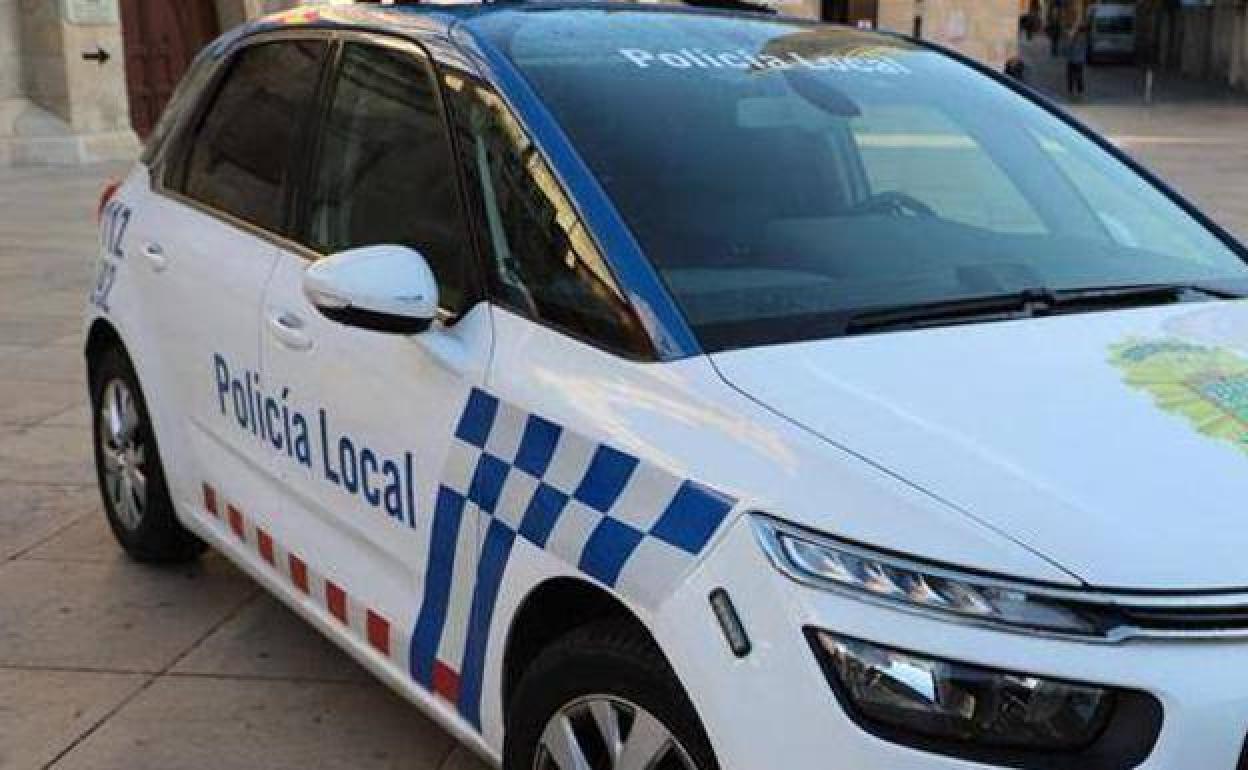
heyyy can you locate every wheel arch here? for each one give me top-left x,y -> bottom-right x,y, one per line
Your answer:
501,576 -> 663,713
85,317 -> 127,383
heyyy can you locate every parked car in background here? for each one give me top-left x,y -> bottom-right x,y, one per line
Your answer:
1088,2 -> 1137,64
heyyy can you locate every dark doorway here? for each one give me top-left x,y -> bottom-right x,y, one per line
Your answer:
821,0 -> 880,27
119,0 -> 220,138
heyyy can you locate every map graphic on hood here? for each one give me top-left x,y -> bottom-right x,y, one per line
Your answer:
1111,338 -> 1248,457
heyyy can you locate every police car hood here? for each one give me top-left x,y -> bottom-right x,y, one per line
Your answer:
712,300 -> 1248,591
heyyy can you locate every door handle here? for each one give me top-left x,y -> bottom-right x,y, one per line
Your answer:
267,311 -> 313,352
142,242 -> 167,271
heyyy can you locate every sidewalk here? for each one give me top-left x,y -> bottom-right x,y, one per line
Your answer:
1017,34 -> 1248,107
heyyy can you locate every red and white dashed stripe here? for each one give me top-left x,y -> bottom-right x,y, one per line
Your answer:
202,482 -> 400,665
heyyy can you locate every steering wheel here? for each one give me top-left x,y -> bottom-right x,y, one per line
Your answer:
847,191 -> 936,218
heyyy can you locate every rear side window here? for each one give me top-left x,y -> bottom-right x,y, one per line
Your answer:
305,42 -> 472,314
181,39 -> 327,233
443,72 -> 654,358
144,46 -> 218,170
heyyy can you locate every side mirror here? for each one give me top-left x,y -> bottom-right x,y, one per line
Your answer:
303,244 -> 439,334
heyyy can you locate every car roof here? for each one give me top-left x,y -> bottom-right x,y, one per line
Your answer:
239,1 -> 880,41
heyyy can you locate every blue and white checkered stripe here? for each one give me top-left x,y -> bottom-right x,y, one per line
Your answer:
410,388 -> 737,729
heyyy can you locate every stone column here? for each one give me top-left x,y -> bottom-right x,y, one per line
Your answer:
1227,4 -> 1246,89
1,0 -> 137,166
0,0 -> 21,100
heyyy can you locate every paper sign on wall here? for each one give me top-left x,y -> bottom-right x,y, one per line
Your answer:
62,0 -> 120,26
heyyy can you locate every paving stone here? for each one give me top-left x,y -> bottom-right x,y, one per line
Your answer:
173,593 -> 373,684
0,318 -> 82,348
41,401 -> 92,429
0,425 -> 95,484
1,290 -> 92,319
19,509 -> 120,563
0,668 -> 148,770
0,380 -> 85,427
0,346 -> 86,385
0,557 -> 256,672
0,483 -> 96,562
50,676 -> 457,770
49,333 -> 85,348
438,748 -> 492,770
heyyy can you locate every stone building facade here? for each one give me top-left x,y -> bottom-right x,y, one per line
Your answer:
782,0 -> 1021,68
1139,0 -> 1248,91
0,0 -> 302,166
0,0 -> 137,165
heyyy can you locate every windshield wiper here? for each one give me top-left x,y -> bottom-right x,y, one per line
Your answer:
844,283 -> 1243,336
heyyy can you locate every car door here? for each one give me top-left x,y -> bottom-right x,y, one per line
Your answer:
137,36 -> 330,522
257,36 -> 493,699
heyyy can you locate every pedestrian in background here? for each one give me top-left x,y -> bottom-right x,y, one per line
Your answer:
1021,12 -> 1035,41
1047,13 -> 1063,57
1065,22 -> 1089,98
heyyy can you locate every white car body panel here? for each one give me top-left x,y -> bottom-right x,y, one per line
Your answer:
713,300 -> 1248,591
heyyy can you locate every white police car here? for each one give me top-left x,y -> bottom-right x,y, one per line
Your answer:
86,2 -> 1248,768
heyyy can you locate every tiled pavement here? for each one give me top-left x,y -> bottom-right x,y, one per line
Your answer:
0,166 -> 487,770
0,98 -> 1245,769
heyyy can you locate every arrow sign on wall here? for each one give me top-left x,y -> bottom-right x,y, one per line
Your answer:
82,46 -> 111,65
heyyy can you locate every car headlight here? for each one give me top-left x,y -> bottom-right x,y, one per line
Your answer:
754,516 -> 1116,638
809,631 -> 1115,751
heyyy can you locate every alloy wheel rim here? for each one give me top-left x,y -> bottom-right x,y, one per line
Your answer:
98,378 -> 147,531
534,695 -> 697,770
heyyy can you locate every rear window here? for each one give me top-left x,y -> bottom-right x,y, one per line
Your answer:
1094,15 -> 1134,35
180,39 -> 328,234
474,11 -> 1247,351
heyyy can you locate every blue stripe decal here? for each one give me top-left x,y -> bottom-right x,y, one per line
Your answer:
414,386 -> 739,735
455,389 -> 500,448
650,480 -> 736,555
458,517 -> 517,728
579,517 -> 645,587
573,445 -> 639,514
409,485 -> 467,686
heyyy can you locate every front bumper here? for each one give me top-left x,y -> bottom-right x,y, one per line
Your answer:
655,516 -> 1248,769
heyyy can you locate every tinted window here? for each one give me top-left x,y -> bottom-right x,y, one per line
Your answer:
306,43 -> 471,314
443,72 -> 653,357
475,13 -> 1248,351
145,46 -> 218,170
182,40 -> 326,233
850,105 -> 1045,235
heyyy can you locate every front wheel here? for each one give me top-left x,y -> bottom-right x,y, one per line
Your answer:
90,345 -> 204,563
505,620 -> 719,770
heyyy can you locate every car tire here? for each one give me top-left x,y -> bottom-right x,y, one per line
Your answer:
504,619 -> 719,770
90,345 -> 204,563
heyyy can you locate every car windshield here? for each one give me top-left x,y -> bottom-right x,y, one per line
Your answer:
473,10 -> 1248,351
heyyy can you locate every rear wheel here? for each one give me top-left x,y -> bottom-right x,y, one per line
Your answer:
90,346 -> 204,563
505,620 -> 718,770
